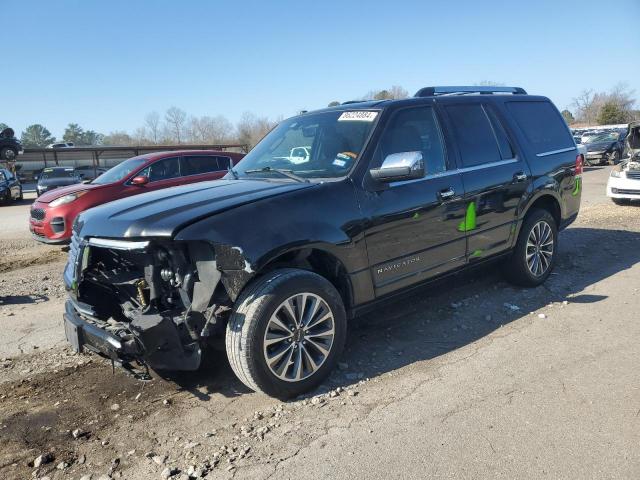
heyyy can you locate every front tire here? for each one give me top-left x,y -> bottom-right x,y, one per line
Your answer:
226,268 -> 347,398
505,209 -> 558,287
609,150 -> 621,165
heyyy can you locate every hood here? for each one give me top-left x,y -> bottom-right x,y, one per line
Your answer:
37,182 -> 103,203
38,177 -> 82,188
76,179 -> 315,239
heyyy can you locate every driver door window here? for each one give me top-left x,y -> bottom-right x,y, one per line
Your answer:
372,107 -> 448,177
139,157 -> 180,182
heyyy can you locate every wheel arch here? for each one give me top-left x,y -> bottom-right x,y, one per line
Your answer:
254,246 -> 353,310
512,192 -> 562,247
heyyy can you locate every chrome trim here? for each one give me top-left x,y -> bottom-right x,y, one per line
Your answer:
536,147 -> 576,157
389,158 -> 519,187
69,296 -> 96,317
88,238 -> 150,250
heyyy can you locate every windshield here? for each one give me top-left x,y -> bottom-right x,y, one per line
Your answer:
587,132 -> 618,143
40,169 -> 76,180
92,156 -> 148,185
232,110 -> 379,180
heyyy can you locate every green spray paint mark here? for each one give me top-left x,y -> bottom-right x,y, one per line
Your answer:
572,177 -> 581,197
458,201 -> 477,232
471,249 -> 484,258
412,212 -> 420,220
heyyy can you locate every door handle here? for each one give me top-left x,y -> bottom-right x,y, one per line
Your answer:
438,187 -> 455,200
513,172 -> 528,183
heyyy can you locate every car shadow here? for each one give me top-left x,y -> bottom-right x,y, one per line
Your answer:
0,294 -> 49,305
167,226 -> 640,401
11,198 -> 34,207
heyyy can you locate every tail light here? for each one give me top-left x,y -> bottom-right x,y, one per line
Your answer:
575,154 -> 583,175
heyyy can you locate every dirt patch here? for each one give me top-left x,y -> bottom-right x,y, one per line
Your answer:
0,356 -> 176,479
0,238 -> 67,274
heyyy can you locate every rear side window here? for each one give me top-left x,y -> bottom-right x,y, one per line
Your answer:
181,155 -> 228,176
445,104 -> 502,167
506,101 -> 574,154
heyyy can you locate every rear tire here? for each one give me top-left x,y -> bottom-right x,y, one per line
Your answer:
505,209 -> 558,287
225,268 -> 347,398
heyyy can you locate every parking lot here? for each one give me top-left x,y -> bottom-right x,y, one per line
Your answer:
1,165 -> 639,479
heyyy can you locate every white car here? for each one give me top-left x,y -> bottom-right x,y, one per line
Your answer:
607,156 -> 640,205
47,142 -> 75,149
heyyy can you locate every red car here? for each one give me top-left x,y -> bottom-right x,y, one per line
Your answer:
29,150 -> 244,244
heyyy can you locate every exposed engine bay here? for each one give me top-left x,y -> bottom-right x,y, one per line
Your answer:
65,237 -> 252,373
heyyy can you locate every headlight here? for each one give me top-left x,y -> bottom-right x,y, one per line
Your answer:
49,191 -> 86,207
610,169 -> 622,178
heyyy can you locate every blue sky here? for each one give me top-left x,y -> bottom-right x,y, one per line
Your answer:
2,0 -> 639,138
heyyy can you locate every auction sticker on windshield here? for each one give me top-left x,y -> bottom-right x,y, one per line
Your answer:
338,111 -> 378,122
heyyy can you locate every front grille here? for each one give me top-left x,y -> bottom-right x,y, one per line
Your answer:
614,189 -> 640,195
626,170 -> 640,180
31,208 -> 46,221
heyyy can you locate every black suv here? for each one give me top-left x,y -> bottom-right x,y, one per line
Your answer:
63,86 -> 581,397
0,128 -> 24,161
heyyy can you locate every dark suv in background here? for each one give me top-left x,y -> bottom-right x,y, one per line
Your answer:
0,127 -> 24,161
63,86 -> 581,398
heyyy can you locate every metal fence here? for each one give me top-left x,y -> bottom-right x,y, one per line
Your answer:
8,144 -> 248,181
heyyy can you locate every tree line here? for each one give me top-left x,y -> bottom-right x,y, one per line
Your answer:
10,109 -> 280,150
6,84 -> 638,150
563,83 -> 639,125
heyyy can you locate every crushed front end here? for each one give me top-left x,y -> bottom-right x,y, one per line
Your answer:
62,231 -> 244,374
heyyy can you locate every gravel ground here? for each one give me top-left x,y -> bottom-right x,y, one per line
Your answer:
0,168 -> 639,480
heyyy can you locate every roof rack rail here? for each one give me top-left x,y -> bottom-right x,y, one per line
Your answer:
414,86 -> 527,97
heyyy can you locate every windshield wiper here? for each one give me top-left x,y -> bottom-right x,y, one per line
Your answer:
243,167 -> 309,183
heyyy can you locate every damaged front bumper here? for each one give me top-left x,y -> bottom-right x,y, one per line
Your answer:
61,233 -> 252,374
63,297 -> 202,372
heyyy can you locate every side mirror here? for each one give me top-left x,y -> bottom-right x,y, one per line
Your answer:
370,151 -> 424,183
131,175 -> 149,186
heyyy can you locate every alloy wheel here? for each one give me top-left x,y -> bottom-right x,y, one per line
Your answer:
263,293 -> 335,382
526,220 -> 554,277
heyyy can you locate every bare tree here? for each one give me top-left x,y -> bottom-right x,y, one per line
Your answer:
572,84 -> 637,125
572,89 -> 597,124
144,111 -> 161,144
365,85 -> 409,100
132,127 -> 151,145
475,80 -> 506,87
103,131 -> 133,146
164,107 -> 187,143
236,112 -> 278,149
186,115 -> 235,144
